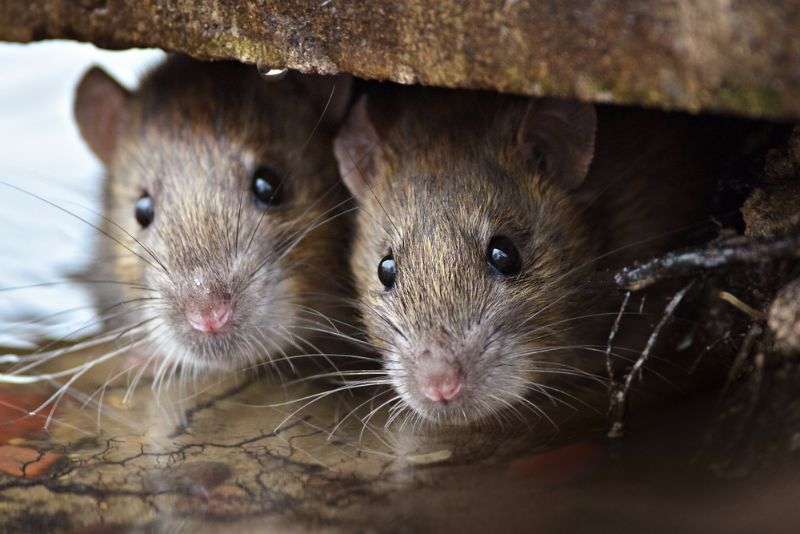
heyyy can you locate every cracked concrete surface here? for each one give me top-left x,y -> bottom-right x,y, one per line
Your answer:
0,354 -> 586,532
2,347 -> 800,532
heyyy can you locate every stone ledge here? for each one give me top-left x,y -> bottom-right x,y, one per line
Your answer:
1,0 -> 799,119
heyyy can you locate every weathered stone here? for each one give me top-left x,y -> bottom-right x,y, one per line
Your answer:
743,127 -> 800,238
1,1 -> 799,119
769,277 -> 800,353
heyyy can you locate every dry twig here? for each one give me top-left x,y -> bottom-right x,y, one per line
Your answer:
615,234 -> 800,291
608,282 -> 693,438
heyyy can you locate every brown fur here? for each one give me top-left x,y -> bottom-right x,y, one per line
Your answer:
75,56 -> 352,375
335,85 -> 725,426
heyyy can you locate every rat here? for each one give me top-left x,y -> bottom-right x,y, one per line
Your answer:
72,56 -> 353,379
333,85 -> 734,427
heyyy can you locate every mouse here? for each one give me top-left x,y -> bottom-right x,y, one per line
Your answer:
333,85 -> 730,427
72,56 -> 353,380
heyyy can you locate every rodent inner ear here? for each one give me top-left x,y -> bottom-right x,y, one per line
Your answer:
377,254 -> 397,289
292,72 -> 354,127
333,96 -> 385,203
73,66 -> 131,165
251,165 -> 284,208
487,236 -> 522,276
135,193 -> 155,228
514,97 -> 597,191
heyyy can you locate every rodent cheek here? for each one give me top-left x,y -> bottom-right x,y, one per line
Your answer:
141,263 -> 172,300
246,269 -> 299,334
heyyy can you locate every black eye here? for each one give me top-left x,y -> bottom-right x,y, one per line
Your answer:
378,254 -> 396,289
251,165 -> 283,207
487,235 -> 521,276
134,193 -> 154,228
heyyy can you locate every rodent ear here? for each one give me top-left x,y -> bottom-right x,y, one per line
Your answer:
515,98 -> 597,190
333,96 -> 384,202
298,73 -> 354,127
74,66 -> 131,165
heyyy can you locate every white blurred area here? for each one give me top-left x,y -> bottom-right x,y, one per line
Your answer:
0,41 -> 165,348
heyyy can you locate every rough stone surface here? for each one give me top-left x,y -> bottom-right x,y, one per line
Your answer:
1,1 -> 799,119
769,277 -> 800,353
743,128 -> 800,237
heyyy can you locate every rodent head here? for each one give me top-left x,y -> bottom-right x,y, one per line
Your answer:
74,57 -> 352,373
334,89 -> 601,426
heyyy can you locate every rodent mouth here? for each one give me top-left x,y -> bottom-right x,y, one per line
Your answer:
172,332 -> 248,370
404,368 -> 530,427
417,401 -> 478,426
408,385 -> 477,425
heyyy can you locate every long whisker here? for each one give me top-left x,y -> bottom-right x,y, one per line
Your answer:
1,181 -> 167,275
328,388 -> 392,441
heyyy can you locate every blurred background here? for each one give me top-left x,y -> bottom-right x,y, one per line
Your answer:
0,42 -> 164,347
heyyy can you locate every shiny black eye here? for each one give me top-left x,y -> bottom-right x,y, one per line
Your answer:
134,193 -> 154,228
487,235 -> 521,276
251,165 -> 283,207
378,254 -> 396,289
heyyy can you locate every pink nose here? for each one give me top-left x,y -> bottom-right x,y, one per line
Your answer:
421,373 -> 463,403
186,302 -> 232,334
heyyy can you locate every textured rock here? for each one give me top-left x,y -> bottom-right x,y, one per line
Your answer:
743,127 -> 800,237
1,1 -> 799,119
769,277 -> 800,353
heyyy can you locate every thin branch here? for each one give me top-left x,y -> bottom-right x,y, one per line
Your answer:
615,234 -> 800,291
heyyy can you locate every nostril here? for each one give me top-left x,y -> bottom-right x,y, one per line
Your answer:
439,379 -> 462,401
421,373 -> 463,403
209,305 -> 231,325
186,301 -> 233,334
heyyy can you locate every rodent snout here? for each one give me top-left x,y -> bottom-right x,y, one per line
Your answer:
418,362 -> 463,403
185,300 -> 233,334
421,374 -> 463,403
